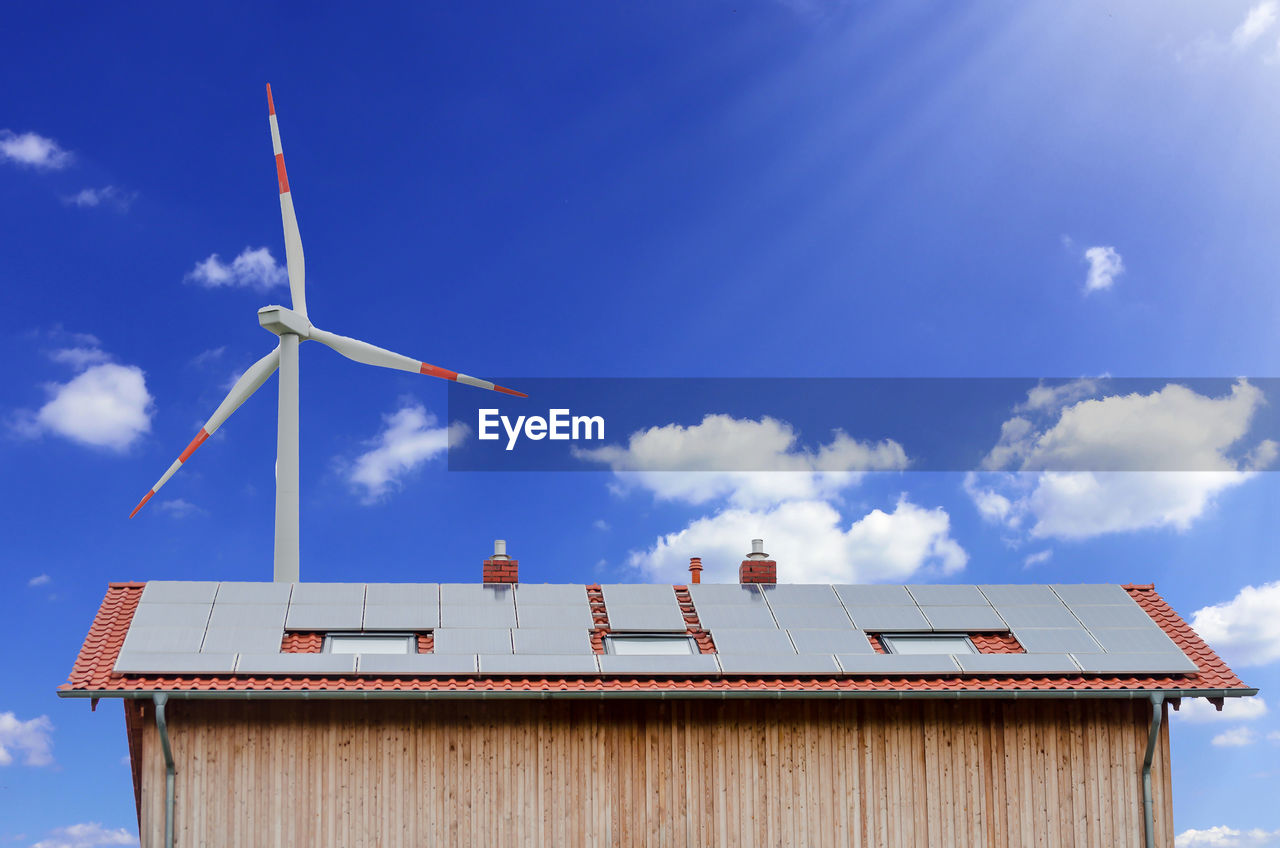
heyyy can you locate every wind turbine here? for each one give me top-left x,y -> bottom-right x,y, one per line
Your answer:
130,85 -> 526,582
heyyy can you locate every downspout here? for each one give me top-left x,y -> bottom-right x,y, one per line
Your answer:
1142,692 -> 1165,848
153,694 -> 175,848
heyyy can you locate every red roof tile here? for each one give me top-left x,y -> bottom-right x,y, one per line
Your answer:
59,583 -> 1254,698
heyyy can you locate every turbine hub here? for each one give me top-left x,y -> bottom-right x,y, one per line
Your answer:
258,305 -> 312,338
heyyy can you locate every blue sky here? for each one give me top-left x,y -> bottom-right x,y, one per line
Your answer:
4,2 -> 1280,845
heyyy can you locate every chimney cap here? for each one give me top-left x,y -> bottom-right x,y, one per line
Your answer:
746,538 -> 769,560
491,539 -> 509,561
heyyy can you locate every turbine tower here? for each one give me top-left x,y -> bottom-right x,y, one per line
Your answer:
130,85 -> 526,582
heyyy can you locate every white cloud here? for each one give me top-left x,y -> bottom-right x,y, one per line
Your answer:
62,185 -> 136,212
347,403 -> 466,503
1178,826 -> 1280,847
29,822 -> 136,848
27,574 -> 51,587
970,380 -> 1272,540
1174,696 -> 1268,723
156,499 -> 203,518
185,247 -> 287,292
1083,245 -> 1123,292
1022,550 -> 1052,568
629,497 -> 966,585
0,711 -> 53,767
48,347 -> 111,370
190,346 -> 226,367
577,414 -> 908,509
1212,726 -> 1258,747
593,519 -> 610,531
1233,2 -> 1279,48
0,130 -> 72,169
1191,581 -> 1280,667
19,363 -> 153,452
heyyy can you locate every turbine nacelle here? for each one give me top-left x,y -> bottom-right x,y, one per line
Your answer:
258,305 -> 313,338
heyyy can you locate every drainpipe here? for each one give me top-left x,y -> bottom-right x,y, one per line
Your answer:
1141,692 -> 1165,848
153,694 -> 175,848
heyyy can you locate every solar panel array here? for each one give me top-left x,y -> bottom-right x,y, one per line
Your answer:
112,581 -> 1198,677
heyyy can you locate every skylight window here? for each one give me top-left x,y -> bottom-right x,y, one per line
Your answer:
606,635 -> 697,655
325,634 -> 415,655
881,635 -> 975,655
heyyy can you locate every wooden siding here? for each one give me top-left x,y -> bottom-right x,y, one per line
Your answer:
135,698 -> 1173,847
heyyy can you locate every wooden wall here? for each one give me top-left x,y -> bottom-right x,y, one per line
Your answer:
134,697 -> 1173,847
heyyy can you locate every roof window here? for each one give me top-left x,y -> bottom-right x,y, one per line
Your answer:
605,635 -> 697,655
881,634 -> 975,655
325,633 -> 416,655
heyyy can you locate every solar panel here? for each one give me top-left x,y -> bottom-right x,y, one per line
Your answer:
759,584 -> 840,605
605,603 -> 687,632
979,585 -> 1060,606
601,584 -> 679,605
288,583 -> 365,606
956,654 -> 1081,674
920,606 -> 1008,631
769,605 -> 855,629
515,584 -> 588,605
121,625 -> 207,654
140,581 -> 220,604
207,603 -> 288,629
479,655 -> 600,675
1012,628 -> 1103,654
199,627 -> 285,654
907,585 -> 987,605
440,603 -> 517,628
1066,603 -> 1158,629
512,628 -> 593,655
129,603 -> 213,628
688,584 -> 767,605
1073,653 -> 1198,674
433,628 -> 513,654
114,651 -> 238,674
1052,584 -> 1132,605
214,582 -> 293,604
787,629 -> 875,655
709,628 -> 796,655
364,583 -> 439,607
693,604 -> 778,629
1088,628 -> 1183,654
284,603 -> 364,631
514,604 -> 594,630
598,655 -> 720,675
843,606 -> 931,631
834,585 -> 914,606
441,583 -> 515,605
234,653 -> 357,674
361,604 -> 440,630
991,605 -> 1080,628
836,654 -> 962,674
356,654 -> 478,675
717,655 -> 840,674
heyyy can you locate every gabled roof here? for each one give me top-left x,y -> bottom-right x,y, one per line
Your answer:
59,581 -> 1254,700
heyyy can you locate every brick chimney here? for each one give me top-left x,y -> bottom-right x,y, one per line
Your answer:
738,538 -> 776,584
688,557 -> 703,584
483,539 -> 519,584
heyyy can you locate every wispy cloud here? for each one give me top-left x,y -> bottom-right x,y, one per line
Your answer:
1022,550 -> 1052,568
1083,246 -> 1123,292
27,574 -> 51,588
0,130 -> 72,169
345,403 -> 467,503
1174,696 -> 1267,723
1177,824 -> 1280,847
1233,2 -> 1279,49
185,247 -> 287,292
0,711 -> 53,767
157,499 -> 204,518
29,822 -> 136,848
189,346 -> 226,367
1212,726 -> 1258,747
62,185 -> 136,212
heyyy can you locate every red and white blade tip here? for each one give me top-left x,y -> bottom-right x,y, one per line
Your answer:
266,83 -> 275,115
494,385 -> 528,398
129,489 -> 155,519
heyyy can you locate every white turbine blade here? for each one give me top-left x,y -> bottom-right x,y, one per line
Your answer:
267,84 -> 307,319
130,346 -> 281,518
309,328 -> 527,397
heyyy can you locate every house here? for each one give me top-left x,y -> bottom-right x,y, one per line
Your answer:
60,541 -> 1255,847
